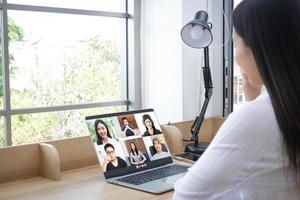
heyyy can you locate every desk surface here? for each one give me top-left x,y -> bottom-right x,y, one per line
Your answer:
0,163 -> 190,200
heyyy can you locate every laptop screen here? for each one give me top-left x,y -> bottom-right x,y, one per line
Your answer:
85,109 -> 173,179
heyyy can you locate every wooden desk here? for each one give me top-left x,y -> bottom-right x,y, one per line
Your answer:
0,119 -> 225,199
0,164 -> 191,200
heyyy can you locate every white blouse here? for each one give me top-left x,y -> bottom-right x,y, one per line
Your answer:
173,91 -> 300,200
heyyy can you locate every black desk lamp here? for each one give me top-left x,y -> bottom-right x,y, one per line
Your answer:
181,10 -> 213,155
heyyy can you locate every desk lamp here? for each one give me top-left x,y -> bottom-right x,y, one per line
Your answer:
181,10 -> 213,155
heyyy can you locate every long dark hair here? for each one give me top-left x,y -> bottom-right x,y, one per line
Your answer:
233,0 -> 300,183
142,114 -> 156,131
130,142 -> 139,155
94,119 -> 112,145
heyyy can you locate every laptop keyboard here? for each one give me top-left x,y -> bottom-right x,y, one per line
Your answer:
116,165 -> 188,185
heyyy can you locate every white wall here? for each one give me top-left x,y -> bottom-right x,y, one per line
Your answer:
141,0 -> 224,124
182,0 -> 224,121
141,0 -> 183,124
182,0 -> 206,121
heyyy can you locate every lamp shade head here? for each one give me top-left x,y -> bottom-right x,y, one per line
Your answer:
181,10 -> 213,49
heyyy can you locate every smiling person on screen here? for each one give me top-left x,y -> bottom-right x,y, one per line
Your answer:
151,138 -> 169,160
93,119 -> 124,165
142,114 -> 161,137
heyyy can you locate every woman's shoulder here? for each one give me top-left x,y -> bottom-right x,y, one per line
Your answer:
235,90 -> 271,113
228,91 -> 274,127
212,91 -> 281,151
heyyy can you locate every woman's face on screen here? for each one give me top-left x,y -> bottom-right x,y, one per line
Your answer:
131,143 -> 136,150
97,122 -> 108,139
145,119 -> 152,129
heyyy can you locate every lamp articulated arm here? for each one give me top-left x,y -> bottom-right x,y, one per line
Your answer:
190,46 -> 213,145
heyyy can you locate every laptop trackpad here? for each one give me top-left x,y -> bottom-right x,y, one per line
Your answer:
161,172 -> 186,184
139,173 -> 186,193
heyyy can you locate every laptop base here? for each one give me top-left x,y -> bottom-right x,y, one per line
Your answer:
109,164 -> 187,194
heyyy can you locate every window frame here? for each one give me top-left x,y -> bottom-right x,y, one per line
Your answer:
223,0 -> 234,117
0,0 -> 141,146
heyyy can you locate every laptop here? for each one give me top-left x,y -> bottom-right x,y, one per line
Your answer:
85,108 -> 189,194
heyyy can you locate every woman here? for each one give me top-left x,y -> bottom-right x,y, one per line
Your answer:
151,138 -> 169,160
142,114 -> 161,136
129,142 -> 146,165
173,0 -> 300,199
94,119 -> 124,165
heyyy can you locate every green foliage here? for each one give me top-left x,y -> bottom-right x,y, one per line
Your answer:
1,18 -> 124,146
0,17 -> 24,98
102,117 -> 117,139
7,17 -> 24,42
11,35 -> 123,145
86,119 -> 97,143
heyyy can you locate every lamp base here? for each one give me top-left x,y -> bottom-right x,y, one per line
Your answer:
184,142 -> 209,156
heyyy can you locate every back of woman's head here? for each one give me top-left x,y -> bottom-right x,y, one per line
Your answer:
233,0 -> 300,183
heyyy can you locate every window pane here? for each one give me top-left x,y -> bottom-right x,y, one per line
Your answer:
0,117 -> 4,147
233,64 -> 245,109
9,11 -> 126,108
11,106 -> 126,146
233,0 -> 245,110
7,0 -> 126,13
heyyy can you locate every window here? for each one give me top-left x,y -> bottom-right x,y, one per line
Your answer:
11,106 -> 126,145
0,1 -> 138,146
223,0 -> 234,116
7,0 -> 125,12
232,0 -> 245,110
9,11 -> 125,108
223,0 -> 245,115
